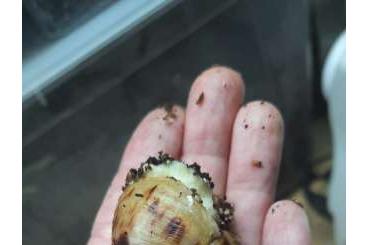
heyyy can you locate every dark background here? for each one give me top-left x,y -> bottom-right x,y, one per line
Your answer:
23,0 -> 345,244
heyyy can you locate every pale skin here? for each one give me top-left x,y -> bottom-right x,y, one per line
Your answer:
88,66 -> 311,245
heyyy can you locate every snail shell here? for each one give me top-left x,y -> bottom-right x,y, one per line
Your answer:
112,153 -> 238,245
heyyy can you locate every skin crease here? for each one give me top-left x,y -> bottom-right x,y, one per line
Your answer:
88,66 -> 311,245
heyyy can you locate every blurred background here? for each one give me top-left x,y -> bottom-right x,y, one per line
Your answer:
22,0 -> 345,244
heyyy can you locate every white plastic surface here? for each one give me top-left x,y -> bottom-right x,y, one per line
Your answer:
322,31 -> 346,245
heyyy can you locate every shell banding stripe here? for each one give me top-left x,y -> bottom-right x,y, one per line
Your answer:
121,152 -> 234,230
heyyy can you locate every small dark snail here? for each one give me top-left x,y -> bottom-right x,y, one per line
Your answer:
112,152 -> 238,245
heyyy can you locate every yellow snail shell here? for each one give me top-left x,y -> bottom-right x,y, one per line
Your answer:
112,153 -> 238,245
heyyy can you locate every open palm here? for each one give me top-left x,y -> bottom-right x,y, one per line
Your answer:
88,66 -> 311,245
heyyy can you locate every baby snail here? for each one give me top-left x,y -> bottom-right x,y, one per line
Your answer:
112,152 -> 238,245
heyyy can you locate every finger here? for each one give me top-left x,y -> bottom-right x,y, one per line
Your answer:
226,101 -> 284,244
88,105 -> 185,245
121,105 -> 185,175
182,66 -> 245,195
262,200 -> 311,245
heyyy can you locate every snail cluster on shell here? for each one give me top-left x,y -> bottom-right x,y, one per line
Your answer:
112,152 -> 238,245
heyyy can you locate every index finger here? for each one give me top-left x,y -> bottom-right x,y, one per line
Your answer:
88,106 -> 185,245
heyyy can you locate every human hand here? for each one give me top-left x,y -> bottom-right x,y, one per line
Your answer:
88,66 -> 311,245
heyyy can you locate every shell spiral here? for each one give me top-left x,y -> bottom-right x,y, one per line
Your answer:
112,153 -> 237,245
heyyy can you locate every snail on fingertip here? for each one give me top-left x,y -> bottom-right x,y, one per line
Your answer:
112,152 -> 238,245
